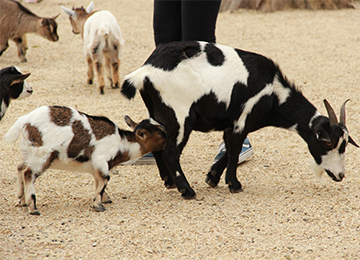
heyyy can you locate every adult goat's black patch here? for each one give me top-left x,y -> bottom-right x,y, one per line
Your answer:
205,43 -> 224,66
145,41 -> 201,71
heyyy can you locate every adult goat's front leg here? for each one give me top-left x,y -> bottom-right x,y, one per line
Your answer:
153,150 -> 175,189
162,148 -> 196,199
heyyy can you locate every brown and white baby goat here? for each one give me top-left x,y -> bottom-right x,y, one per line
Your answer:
0,0 -> 59,62
4,106 -> 166,215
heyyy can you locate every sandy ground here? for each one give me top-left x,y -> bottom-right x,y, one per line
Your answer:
1,0 -> 360,259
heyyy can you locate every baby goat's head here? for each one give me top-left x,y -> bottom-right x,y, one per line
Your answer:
125,116 -> 166,154
61,2 -> 94,35
309,99 -> 358,182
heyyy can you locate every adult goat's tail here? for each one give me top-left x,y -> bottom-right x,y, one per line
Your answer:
121,67 -> 148,100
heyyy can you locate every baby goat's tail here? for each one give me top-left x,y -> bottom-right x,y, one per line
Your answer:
3,115 -> 29,143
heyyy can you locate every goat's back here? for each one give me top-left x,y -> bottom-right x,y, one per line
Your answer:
83,10 -> 124,49
0,0 -> 37,38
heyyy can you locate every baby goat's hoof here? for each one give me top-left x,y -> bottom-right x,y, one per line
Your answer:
87,79 -> 93,85
93,204 -> 106,212
29,210 -> 41,215
99,86 -> 105,95
102,199 -> 113,204
112,82 -> 120,89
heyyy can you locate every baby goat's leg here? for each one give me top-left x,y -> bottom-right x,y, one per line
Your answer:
16,163 -> 26,206
0,38 -> 9,57
92,170 -> 110,212
110,46 -> 120,89
105,55 -> 113,88
23,167 -> 40,215
14,36 -> 28,62
86,53 -> 94,85
95,61 -> 105,94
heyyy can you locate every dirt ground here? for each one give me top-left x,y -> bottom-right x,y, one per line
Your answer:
1,0 -> 360,259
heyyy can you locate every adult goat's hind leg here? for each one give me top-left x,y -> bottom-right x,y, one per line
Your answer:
206,152 -> 228,188
224,132 -> 246,193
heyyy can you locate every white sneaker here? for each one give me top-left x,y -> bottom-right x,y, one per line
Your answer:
213,138 -> 253,164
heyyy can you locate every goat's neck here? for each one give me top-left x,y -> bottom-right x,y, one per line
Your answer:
270,92 -> 319,139
19,15 -> 40,33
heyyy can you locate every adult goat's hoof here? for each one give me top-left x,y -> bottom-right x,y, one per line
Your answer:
164,181 -> 176,189
205,174 -> 219,188
180,188 -> 196,199
229,185 -> 243,193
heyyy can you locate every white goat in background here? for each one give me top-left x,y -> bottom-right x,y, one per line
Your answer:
61,1 -> 125,94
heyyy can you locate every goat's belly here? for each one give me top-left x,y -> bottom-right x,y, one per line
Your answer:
49,159 -> 95,173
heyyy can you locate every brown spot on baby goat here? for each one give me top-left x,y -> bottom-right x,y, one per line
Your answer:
25,124 -> 43,147
86,115 -> 116,140
68,120 -> 93,160
42,150 -> 59,172
108,151 -> 131,169
50,106 -> 72,126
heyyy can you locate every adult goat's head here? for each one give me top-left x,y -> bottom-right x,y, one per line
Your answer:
309,99 -> 358,182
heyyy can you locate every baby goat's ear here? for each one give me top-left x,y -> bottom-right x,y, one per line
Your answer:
124,115 -> 137,130
135,129 -> 146,140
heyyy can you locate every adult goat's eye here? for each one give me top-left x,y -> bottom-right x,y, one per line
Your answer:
325,141 -> 332,146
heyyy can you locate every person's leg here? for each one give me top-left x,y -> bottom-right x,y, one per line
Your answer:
153,0 -> 182,46
181,0 -> 221,43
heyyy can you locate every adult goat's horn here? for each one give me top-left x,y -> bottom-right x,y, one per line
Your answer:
339,99 -> 350,125
324,99 -> 338,126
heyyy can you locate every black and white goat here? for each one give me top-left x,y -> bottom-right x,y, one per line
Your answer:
0,66 -> 32,120
121,41 -> 358,199
4,106 -> 166,215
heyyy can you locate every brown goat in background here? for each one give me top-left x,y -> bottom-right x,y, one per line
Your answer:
0,0 -> 59,62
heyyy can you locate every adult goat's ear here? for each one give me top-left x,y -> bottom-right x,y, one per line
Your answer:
124,115 -> 137,130
349,136 -> 359,148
